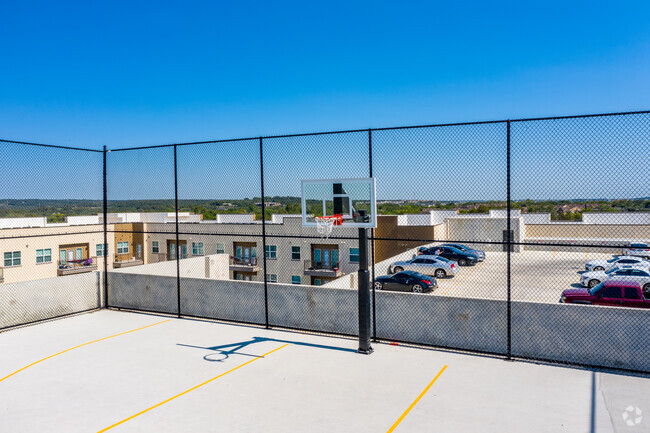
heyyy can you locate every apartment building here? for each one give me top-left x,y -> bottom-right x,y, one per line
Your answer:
0,219 -> 113,285
1,211 -> 648,285
143,216 -> 362,286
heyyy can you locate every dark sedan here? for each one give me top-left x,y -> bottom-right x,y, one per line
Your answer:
418,245 -> 478,266
440,243 -> 485,261
374,270 -> 437,293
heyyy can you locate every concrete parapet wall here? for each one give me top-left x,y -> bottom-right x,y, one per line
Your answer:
525,223 -> 650,241
375,292 -> 508,354
181,278 -> 266,324
108,272 -> 178,314
106,272 -> 650,372
512,301 -> 650,371
0,272 -> 100,328
111,254 -> 229,279
268,284 -> 357,334
523,238 -> 629,253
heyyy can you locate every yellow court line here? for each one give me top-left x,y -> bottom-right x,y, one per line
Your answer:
0,319 -> 171,383
97,343 -> 289,433
386,365 -> 448,433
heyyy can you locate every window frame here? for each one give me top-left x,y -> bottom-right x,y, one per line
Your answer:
265,245 -> 277,260
192,242 -> 204,256
117,241 -> 129,255
291,246 -> 300,261
291,275 -> 301,284
152,241 -> 159,254
4,251 -> 21,267
36,248 -> 52,264
216,243 -> 225,254
266,273 -> 278,283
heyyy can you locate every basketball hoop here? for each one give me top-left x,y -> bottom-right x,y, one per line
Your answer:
315,216 -> 336,239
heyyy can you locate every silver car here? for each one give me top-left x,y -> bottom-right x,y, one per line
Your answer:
581,266 -> 650,291
390,255 -> 457,278
623,242 -> 650,260
585,256 -> 650,272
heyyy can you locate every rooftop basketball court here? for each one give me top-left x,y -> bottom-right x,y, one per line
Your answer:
1,310 -> 648,432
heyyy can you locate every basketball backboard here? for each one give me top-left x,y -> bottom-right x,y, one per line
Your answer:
301,178 -> 377,228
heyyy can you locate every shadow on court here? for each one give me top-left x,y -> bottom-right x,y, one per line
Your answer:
177,336 -> 357,362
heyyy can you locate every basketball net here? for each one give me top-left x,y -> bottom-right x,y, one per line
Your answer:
315,216 -> 335,239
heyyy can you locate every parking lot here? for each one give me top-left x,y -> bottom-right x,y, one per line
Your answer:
432,250 -> 613,303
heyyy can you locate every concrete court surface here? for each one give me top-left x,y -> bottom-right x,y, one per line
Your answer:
0,310 -> 648,433
434,250 -> 613,303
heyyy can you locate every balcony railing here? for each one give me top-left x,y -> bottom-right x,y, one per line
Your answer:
113,258 -> 144,268
57,257 -> 98,276
303,259 -> 343,278
229,256 -> 260,272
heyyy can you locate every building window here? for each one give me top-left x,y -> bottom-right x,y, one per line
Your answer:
4,251 -> 21,267
216,243 -> 225,254
117,242 -> 129,254
292,275 -> 301,284
36,249 -> 52,264
313,278 -> 322,286
350,248 -> 359,263
192,242 -> 204,256
152,241 -> 159,254
266,274 -> 278,283
265,245 -> 277,259
96,244 -> 105,257
291,246 -> 300,260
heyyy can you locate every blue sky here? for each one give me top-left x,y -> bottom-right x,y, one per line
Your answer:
1,1 -> 649,201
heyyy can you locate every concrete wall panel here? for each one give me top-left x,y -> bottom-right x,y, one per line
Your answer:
512,301 -> 650,371
0,272 -> 100,328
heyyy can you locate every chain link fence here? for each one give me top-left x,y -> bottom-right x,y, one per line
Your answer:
0,140 -> 104,329
1,111 -> 649,372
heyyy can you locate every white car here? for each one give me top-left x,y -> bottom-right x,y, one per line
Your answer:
585,256 -> 650,272
580,266 -> 650,292
623,242 -> 650,260
390,255 -> 457,278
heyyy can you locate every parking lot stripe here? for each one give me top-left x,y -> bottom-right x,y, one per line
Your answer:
553,251 -> 558,258
385,365 -> 447,433
96,343 -> 288,433
0,319 -> 171,383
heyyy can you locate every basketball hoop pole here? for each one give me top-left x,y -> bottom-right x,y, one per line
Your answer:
357,228 -> 373,354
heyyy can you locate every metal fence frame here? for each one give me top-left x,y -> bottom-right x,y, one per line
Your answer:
2,109 -> 649,372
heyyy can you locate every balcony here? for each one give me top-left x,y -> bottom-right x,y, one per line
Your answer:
113,259 -> 144,268
229,256 -> 260,273
303,260 -> 343,278
57,257 -> 98,276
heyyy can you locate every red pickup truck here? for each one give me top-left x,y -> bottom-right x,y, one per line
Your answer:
560,280 -> 650,308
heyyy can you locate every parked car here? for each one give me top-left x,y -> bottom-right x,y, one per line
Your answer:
418,245 -> 478,266
440,243 -> 485,261
585,256 -> 650,272
580,266 -> 648,289
560,280 -> 649,308
374,270 -> 437,293
390,255 -> 457,278
623,242 -> 650,260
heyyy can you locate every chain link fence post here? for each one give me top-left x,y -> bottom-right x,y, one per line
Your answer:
260,137 -> 270,328
174,144 -> 181,318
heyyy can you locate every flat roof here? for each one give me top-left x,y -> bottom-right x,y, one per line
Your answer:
0,310 -> 648,432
